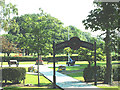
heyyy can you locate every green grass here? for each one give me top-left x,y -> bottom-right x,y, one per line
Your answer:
3,87 -> 61,90
49,65 -> 87,71
25,74 -> 52,86
3,74 -> 54,90
0,53 -> 20,57
0,53 -> 78,57
19,62 -> 36,65
97,86 -> 119,90
2,60 -> 120,89
66,72 -> 84,81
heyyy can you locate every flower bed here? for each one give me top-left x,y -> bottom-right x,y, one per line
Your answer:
28,66 -> 38,73
35,60 -> 43,65
57,66 -> 66,72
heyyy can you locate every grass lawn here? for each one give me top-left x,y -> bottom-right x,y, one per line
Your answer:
49,64 -> 87,71
97,86 -> 119,90
66,72 -> 84,81
2,60 -> 119,89
48,61 -> 119,89
3,74 -> 58,90
4,87 -> 61,90
25,74 -> 52,86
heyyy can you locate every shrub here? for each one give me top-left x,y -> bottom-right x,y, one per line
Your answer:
2,56 -> 37,62
83,66 -> 106,82
2,55 -> 108,62
83,65 -> 120,82
112,55 -> 118,61
1,67 -> 26,83
113,66 -> 120,81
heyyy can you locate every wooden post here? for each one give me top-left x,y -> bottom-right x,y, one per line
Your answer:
94,41 -> 97,86
23,79 -> 25,85
53,40 -> 56,88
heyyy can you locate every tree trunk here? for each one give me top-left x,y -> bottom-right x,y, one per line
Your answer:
25,49 -> 27,56
37,51 -> 40,86
104,30 -> 112,85
27,50 -> 30,56
7,53 -> 10,57
88,60 -> 91,67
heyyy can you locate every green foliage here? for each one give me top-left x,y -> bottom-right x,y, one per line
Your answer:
0,0 -> 19,31
112,55 -> 120,61
8,9 -> 67,56
2,56 -> 37,62
25,74 -> 52,86
83,65 -> 120,82
7,8 -> 105,56
1,67 -> 26,83
2,55 -> 89,62
1,36 -> 21,56
83,66 -> 106,82
113,66 -> 120,81
82,3 -> 119,83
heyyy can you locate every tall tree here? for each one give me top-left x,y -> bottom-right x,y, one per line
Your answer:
8,9 -> 66,55
82,2 -> 119,84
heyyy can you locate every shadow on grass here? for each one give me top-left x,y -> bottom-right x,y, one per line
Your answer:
3,86 -> 20,90
3,87 -> 61,90
66,71 -> 83,78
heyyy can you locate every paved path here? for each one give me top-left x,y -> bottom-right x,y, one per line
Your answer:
0,87 -> 3,90
33,65 -> 103,89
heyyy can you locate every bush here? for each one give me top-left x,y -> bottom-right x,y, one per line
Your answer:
83,66 -> 106,82
1,67 -> 26,83
2,55 -> 107,62
112,55 -> 119,61
2,56 -> 37,62
2,55 -> 86,62
113,66 -> 120,81
83,66 -> 120,82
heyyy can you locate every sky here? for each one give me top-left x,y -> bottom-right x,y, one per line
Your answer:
0,0 -> 103,36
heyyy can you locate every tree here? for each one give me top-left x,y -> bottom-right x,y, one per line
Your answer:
1,36 -> 21,56
27,9 -> 65,86
0,0 -> 18,32
82,2 -> 119,84
8,9 -> 66,55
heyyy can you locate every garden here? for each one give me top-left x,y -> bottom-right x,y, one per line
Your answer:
0,54 -> 119,90
0,0 -> 120,90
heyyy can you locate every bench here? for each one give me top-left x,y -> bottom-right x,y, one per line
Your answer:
8,60 -> 19,67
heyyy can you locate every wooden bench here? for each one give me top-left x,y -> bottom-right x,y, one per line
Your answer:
8,60 -> 19,67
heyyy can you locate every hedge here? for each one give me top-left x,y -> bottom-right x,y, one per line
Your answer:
2,56 -> 86,62
1,67 -> 26,83
113,66 -> 120,81
2,55 -> 120,62
2,56 -> 37,62
112,55 -> 120,61
83,66 -> 105,82
83,66 -> 120,82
